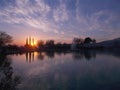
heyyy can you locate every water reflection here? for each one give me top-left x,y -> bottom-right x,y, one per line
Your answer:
18,50 -> 120,90
25,50 -> 120,62
45,51 -> 55,59
3,49 -> 120,90
26,52 -> 34,63
72,50 -> 96,60
0,54 -> 21,90
37,50 -> 96,61
37,52 -> 44,60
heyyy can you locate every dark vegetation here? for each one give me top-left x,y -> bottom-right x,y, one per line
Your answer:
38,41 -> 71,51
0,54 -> 21,90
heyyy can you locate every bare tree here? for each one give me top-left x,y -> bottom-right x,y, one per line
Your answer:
72,38 -> 83,44
0,31 -> 12,46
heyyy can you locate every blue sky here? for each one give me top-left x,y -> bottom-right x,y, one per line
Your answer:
0,0 -> 120,45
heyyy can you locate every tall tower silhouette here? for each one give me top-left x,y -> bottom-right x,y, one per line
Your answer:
25,36 -> 36,47
29,36 -> 31,45
32,38 -> 34,45
26,38 -> 28,45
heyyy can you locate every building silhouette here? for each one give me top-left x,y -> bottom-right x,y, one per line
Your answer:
24,37 -> 36,51
25,37 -> 35,46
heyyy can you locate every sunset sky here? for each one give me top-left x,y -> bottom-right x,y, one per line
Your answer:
0,0 -> 120,45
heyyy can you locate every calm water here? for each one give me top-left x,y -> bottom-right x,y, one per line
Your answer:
1,50 -> 120,90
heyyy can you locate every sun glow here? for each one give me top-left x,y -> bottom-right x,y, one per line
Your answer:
31,43 -> 34,46
26,37 -> 37,47
31,41 -> 37,46
34,41 -> 37,45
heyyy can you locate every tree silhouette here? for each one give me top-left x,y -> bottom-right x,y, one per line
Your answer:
37,40 -> 44,47
84,37 -> 92,44
0,31 -> 12,46
72,38 -> 83,44
92,39 -> 96,43
0,54 -> 21,90
46,40 -> 54,46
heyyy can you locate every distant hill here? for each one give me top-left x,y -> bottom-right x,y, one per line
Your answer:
97,38 -> 120,48
79,38 -> 120,49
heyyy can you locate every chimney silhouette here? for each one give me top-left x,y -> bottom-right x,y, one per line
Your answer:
26,38 -> 28,45
32,38 -> 34,45
29,36 -> 31,45
25,36 -> 36,46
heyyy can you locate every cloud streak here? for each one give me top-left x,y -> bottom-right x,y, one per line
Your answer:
0,0 -> 61,34
53,0 -> 68,22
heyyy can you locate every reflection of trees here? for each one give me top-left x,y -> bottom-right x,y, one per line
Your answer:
0,54 -> 21,90
36,49 -> 120,61
37,50 -> 70,60
55,51 -> 62,56
72,52 -> 84,60
37,52 -> 44,60
36,50 -> 97,61
72,50 -> 96,60
84,51 -> 92,60
37,50 -> 96,61
45,51 -> 55,59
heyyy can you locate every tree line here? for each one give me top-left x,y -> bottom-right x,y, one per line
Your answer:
0,31 -> 97,52
72,37 -> 96,44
